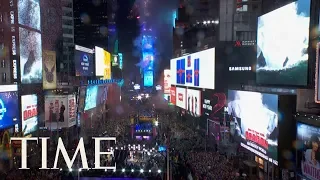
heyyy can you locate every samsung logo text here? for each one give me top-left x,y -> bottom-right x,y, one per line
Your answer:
10,137 -> 116,170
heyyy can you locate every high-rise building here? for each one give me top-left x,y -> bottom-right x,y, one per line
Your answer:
219,0 -> 262,41
108,0 -> 118,53
60,0 -> 75,75
73,0 -> 109,49
173,0 -> 219,55
0,0 -> 12,84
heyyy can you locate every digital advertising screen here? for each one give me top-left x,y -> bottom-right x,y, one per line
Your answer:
75,45 -> 94,76
170,86 -> 176,105
186,89 -> 201,116
96,85 -> 108,105
95,46 -> 111,76
0,85 -> 19,130
221,43 -> 256,85
297,122 -> 320,180
164,69 -> 171,94
104,51 -> 111,80
170,48 -> 215,90
256,0 -> 310,86
19,27 -> 43,84
228,90 -> 279,165
42,50 -> 57,89
176,87 -> 186,109
143,70 -> 153,87
84,85 -> 98,111
202,90 -> 226,121
18,0 -> 41,31
142,52 -> 154,70
44,95 -> 70,129
21,94 -> 38,135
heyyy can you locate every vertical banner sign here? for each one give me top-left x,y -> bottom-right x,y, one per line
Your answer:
164,69 -> 171,94
315,42 -> 320,103
42,50 -> 57,89
104,51 -> 111,80
9,0 -> 18,83
118,53 -> 123,69
112,54 -> 118,66
68,95 -> 76,127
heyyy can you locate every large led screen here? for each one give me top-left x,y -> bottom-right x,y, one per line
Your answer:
95,46 -> 110,77
0,86 -> 19,130
297,123 -> 320,180
143,70 -> 153,87
228,90 -> 278,165
164,69 -> 171,94
21,94 -> 38,135
256,0 -> 310,86
84,85 -> 98,111
19,27 -> 43,84
176,87 -> 186,109
186,89 -> 201,116
170,48 -> 215,90
223,44 -> 256,85
202,90 -> 226,121
75,45 -> 94,76
18,0 -> 41,31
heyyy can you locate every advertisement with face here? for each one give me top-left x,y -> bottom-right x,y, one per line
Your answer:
170,86 -> 176,105
202,90 -> 226,121
18,0 -> 41,31
176,87 -> 186,109
186,89 -> 201,116
21,94 -> 38,135
170,48 -> 215,90
84,85 -> 98,111
75,45 -> 94,76
0,85 -> 19,130
68,95 -> 76,127
44,95 -> 68,129
164,69 -> 171,94
228,90 -> 278,165
42,50 -> 56,89
19,27 -> 43,84
256,0 -> 310,86
297,123 -> 320,180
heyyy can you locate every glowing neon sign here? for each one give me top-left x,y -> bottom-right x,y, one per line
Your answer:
0,99 -> 7,120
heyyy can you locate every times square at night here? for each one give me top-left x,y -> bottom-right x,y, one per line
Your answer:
0,0 -> 320,179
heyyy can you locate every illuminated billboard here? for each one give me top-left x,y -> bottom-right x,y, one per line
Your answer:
21,94 -> 38,135
170,48 -> 215,90
75,45 -> 94,76
42,50 -> 57,89
164,69 -> 171,94
228,90 -> 278,165
144,70 -> 153,87
256,0 -> 310,86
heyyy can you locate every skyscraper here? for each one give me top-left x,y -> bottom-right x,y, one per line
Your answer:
73,0 -> 109,49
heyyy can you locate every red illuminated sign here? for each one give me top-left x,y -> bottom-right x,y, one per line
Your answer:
245,129 -> 268,149
23,105 -> 37,120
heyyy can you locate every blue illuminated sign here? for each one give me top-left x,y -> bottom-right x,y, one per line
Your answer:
144,70 -> 153,87
0,99 -> 7,120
